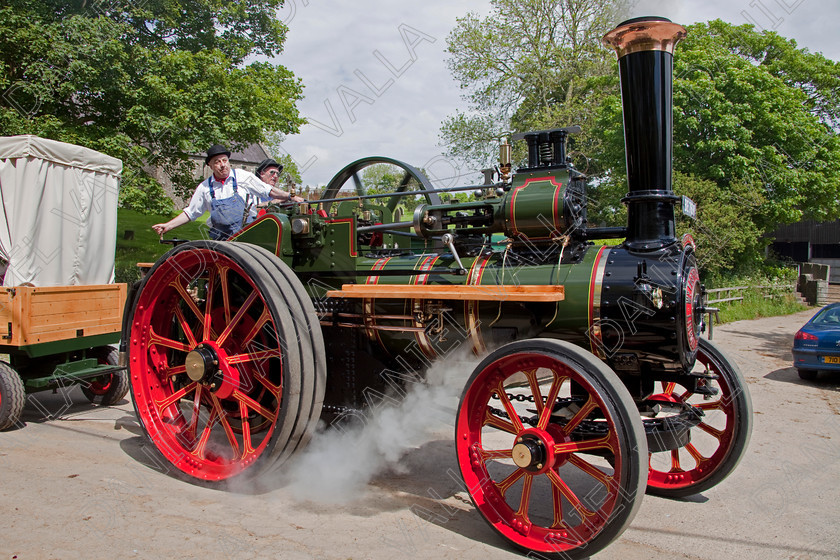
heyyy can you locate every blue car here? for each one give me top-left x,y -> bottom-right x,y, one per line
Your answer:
792,302 -> 840,380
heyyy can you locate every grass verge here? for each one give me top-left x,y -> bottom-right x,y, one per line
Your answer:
716,291 -> 809,324
115,209 -> 207,283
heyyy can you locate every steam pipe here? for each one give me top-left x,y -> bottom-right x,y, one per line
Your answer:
603,16 -> 686,251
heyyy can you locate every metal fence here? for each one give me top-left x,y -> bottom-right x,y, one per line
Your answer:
706,284 -> 797,305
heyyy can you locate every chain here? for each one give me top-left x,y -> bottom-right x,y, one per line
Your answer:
489,394 -> 592,430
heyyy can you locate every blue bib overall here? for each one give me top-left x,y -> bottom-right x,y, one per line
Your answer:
207,174 -> 252,240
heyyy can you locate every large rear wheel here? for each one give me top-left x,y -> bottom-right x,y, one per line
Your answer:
456,339 -> 646,559
127,241 -> 324,483
646,338 -> 752,497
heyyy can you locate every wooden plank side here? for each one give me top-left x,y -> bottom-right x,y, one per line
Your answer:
17,284 -> 127,345
0,290 -> 15,343
29,293 -> 124,316
325,283 -> 565,302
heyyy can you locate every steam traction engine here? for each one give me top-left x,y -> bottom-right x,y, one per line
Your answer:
123,17 -> 752,559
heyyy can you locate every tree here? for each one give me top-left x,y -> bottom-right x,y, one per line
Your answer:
0,0 -> 304,212
673,172 -> 766,273
596,20 -> 840,233
440,0 -> 626,172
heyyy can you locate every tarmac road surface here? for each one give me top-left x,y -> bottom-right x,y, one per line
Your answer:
1,308 -> 838,560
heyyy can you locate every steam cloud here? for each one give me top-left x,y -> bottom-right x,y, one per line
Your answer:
284,350 -> 479,504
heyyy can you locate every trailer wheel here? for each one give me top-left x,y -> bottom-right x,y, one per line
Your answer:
81,347 -> 129,406
0,361 -> 25,431
456,339 -> 646,559
127,240 -> 324,483
646,338 -> 752,498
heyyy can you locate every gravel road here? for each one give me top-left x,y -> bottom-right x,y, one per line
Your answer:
1,309 -> 838,560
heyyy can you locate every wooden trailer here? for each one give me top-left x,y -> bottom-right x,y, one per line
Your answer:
0,136 -> 128,430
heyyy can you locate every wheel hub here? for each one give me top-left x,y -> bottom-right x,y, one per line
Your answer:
512,434 -> 547,472
185,345 -> 219,383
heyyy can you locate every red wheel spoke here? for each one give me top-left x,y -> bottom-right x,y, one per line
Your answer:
495,467 -> 526,496
697,421 -> 724,440
148,326 -> 191,353
695,400 -> 723,411
669,448 -> 683,472
477,446 -> 514,461
163,365 -> 187,379
255,373 -> 282,400
515,474 -> 533,519
239,308 -> 270,348
210,394 -> 241,459
219,266 -> 232,325
173,305 -> 198,348
568,454 -> 614,488
191,406 -> 219,459
232,389 -> 278,423
525,369 -> 544,416
550,474 -> 565,529
559,395 -> 597,436
554,434 -> 612,455
203,267 -> 218,340
173,278 -> 207,332
537,373 -> 565,430
484,409 -> 518,434
154,382 -> 197,417
684,442 -> 707,465
662,381 -> 676,395
226,347 -> 282,365
186,384 -> 205,438
216,291 -> 260,347
547,468 -> 596,518
238,398 -> 256,458
496,383 -> 525,433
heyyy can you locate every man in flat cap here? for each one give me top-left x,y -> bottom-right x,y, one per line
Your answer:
152,145 -> 297,240
256,157 -> 283,188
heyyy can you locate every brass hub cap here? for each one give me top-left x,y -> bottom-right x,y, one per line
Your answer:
184,345 -> 218,383
511,436 -> 546,471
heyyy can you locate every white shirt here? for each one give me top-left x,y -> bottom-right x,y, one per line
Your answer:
183,169 -> 273,221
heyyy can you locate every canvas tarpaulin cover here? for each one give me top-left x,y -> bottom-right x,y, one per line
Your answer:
0,135 -> 122,286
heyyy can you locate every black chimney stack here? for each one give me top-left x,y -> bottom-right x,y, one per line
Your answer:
603,16 -> 686,251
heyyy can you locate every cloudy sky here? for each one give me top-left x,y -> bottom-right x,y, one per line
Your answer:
274,0 -> 838,188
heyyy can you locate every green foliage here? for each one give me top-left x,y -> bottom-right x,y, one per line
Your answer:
701,269 -> 805,324
715,291 -> 807,324
702,265 -> 799,291
115,207 -> 208,282
596,20 -> 840,233
673,172 -> 765,274
441,0 -> 625,170
0,0 -> 304,213
674,20 -> 840,228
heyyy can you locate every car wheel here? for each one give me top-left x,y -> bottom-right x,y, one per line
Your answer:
797,368 -> 818,381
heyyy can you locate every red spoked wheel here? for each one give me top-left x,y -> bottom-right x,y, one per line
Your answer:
81,346 -> 129,406
647,338 -> 752,498
128,241 -> 324,483
456,339 -> 646,559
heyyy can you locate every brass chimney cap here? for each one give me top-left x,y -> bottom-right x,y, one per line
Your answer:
602,16 -> 687,58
